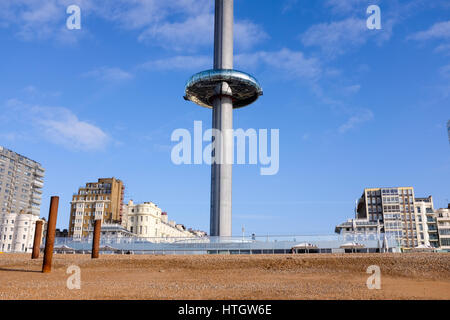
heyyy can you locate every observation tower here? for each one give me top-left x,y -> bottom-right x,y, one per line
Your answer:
184,0 -> 263,237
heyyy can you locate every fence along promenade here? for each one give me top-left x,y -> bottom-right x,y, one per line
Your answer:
47,234 -> 400,255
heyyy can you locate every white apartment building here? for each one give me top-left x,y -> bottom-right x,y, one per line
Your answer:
414,197 -> 439,248
437,206 -> 450,251
0,146 -> 45,252
0,213 -> 43,252
124,200 -> 196,241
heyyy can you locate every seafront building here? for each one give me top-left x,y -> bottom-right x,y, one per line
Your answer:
415,197 -> 439,248
0,146 -> 45,252
68,178 -> 204,241
68,178 -> 124,239
123,200 -> 198,240
437,205 -> 450,251
99,223 -> 135,238
357,187 -> 417,248
335,187 -> 447,250
0,213 -> 44,253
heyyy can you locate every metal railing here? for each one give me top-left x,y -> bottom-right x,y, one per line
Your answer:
46,233 -> 400,255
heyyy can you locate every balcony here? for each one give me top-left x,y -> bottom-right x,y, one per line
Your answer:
34,170 -> 44,178
32,180 -> 43,188
32,191 -> 42,199
31,198 -> 41,205
34,177 -> 44,184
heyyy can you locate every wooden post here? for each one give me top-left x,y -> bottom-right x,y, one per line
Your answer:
31,220 -> 43,259
92,219 -> 101,259
42,197 -> 59,273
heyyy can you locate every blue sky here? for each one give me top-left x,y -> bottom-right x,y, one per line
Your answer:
1,0 -> 449,235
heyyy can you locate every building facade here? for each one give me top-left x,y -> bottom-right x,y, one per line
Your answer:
336,187 -> 445,250
68,178 -> 124,239
414,197 -> 439,248
335,219 -> 382,241
55,228 -> 69,238
0,146 -> 45,252
100,223 -> 135,238
356,187 -> 418,248
124,200 -> 197,241
436,205 -> 450,251
0,213 -> 44,253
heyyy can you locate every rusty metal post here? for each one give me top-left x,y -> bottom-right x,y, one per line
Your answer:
92,219 -> 101,259
31,220 -> 43,259
42,196 -> 59,273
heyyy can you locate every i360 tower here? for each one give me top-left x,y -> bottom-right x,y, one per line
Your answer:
184,0 -> 263,237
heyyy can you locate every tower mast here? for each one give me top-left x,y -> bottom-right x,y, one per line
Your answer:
184,0 -> 263,238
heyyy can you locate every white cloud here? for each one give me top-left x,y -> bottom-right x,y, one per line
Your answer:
22,85 -> 61,98
409,21 -> 450,41
95,0 -> 212,29
138,13 -> 213,50
0,0 -> 91,42
234,20 -> 269,50
300,18 -> 368,57
301,133 -> 310,141
435,43 -> 450,54
325,0 -> 377,15
0,0 -> 267,51
282,0 -> 299,14
82,67 -> 134,82
338,109 -> 374,133
440,65 -> 450,79
309,0 -> 402,57
140,55 -> 211,71
342,84 -> 361,95
1,99 -> 109,151
138,14 -> 267,51
140,49 -> 321,79
236,48 -> 322,80
1,0 -> 60,40
33,106 -> 109,151
409,21 -> 450,55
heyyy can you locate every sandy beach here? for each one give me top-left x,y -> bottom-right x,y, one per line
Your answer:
0,253 -> 449,300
